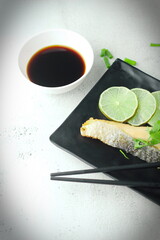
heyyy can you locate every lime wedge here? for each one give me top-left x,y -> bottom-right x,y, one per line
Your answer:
99,86 -> 138,122
148,91 -> 160,126
128,88 -> 156,126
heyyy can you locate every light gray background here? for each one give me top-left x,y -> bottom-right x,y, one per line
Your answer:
1,0 -> 160,240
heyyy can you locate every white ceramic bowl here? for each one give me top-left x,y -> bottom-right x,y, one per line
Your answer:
18,29 -> 94,94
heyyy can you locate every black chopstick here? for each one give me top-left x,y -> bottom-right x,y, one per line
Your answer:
50,176 -> 160,188
50,162 -> 160,177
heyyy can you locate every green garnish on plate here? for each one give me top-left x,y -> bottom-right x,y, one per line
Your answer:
134,120 -> 160,149
119,150 -> 129,159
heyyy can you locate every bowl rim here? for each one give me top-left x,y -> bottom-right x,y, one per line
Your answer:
18,28 -> 94,91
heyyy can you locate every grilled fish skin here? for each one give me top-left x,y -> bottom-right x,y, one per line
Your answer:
80,118 -> 160,163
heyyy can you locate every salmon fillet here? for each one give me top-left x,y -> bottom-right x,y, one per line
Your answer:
80,118 -> 160,163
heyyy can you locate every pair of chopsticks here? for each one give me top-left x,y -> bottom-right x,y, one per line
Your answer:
50,162 -> 160,188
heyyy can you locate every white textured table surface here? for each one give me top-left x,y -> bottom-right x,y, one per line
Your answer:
1,0 -> 160,240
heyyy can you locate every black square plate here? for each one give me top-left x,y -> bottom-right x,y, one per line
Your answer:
50,58 -> 160,206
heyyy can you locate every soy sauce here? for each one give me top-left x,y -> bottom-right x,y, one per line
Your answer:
27,45 -> 86,87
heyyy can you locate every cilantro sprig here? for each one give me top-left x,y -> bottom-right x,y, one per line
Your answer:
133,120 -> 160,149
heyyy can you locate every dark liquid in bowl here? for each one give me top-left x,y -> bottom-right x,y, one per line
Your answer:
27,45 -> 86,87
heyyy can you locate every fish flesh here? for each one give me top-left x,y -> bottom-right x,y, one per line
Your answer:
80,118 -> 160,163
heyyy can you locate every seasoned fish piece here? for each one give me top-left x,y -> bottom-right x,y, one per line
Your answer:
80,118 -> 160,163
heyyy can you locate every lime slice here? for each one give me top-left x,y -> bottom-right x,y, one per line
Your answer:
128,88 -> 156,126
98,86 -> 138,122
148,91 -> 160,126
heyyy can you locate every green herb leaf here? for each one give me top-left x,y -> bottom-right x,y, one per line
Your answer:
100,48 -> 107,57
100,48 -> 113,58
103,56 -> 111,68
124,58 -> 136,66
150,120 -> 160,134
119,149 -> 129,159
133,139 -> 149,149
134,120 -> 160,149
105,49 -> 113,59
150,43 -> 160,47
